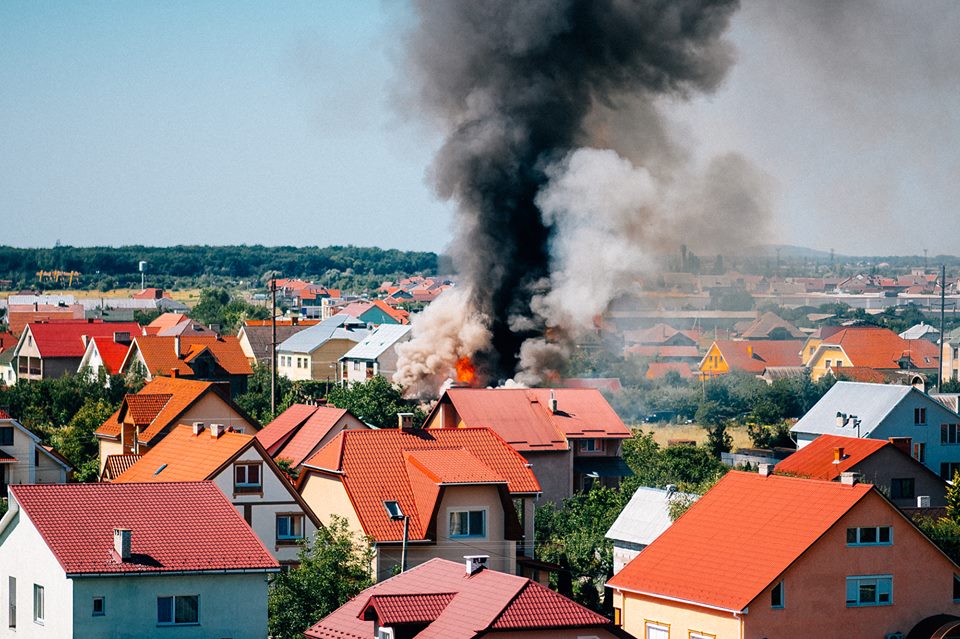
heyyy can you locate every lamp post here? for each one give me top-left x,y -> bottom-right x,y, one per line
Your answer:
384,501 -> 409,573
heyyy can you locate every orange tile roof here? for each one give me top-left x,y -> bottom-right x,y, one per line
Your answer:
101,454 -> 143,480
606,471 -> 871,612
113,425 -> 252,483
144,313 -> 188,335
820,326 -> 940,370
775,434 -> 890,480
830,366 -> 889,383
124,393 -> 172,426
129,335 -> 253,377
301,428 -> 540,542
272,406 -> 349,468
429,388 -> 630,452
708,340 -> 803,373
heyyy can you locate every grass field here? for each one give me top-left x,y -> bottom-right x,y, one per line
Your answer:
632,422 -> 753,450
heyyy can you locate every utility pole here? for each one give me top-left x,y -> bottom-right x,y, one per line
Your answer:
939,264 -> 946,393
271,278 -> 277,415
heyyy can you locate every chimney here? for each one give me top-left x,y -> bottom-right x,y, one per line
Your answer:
833,447 -> 844,463
746,345 -> 754,358
464,555 -> 488,576
836,411 -> 846,427
397,412 -> 414,430
210,424 -> 225,439
113,331 -> 130,344
549,389 -> 558,414
840,471 -> 859,486
174,335 -> 181,357
113,528 -> 131,561
192,422 -> 205,435
758,463 -> 773,477
169,367 -> 179,378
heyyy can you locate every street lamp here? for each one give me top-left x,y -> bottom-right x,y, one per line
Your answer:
384,500 -> 409,573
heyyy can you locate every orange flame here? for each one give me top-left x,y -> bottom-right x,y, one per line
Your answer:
455,356 -> 477,385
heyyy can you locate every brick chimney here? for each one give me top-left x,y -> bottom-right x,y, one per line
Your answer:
397,413 -> 414,430
758,463 -> 773,477
113,528 -> 131,561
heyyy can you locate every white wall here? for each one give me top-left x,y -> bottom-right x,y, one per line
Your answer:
0,422 -> 67,486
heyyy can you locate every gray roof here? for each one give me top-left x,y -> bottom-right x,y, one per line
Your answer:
605,487 -> 697,547
277,314 -> 369,354
340,324 -> 411,361
790,381 -> 919,438
899,323 -> 939,340
240,324 -> 314,362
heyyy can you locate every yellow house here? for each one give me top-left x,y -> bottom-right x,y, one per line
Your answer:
697,340 -> 804,379
806,326 -> 940,382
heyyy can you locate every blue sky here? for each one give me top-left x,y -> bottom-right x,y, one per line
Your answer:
2,1 -> 959,255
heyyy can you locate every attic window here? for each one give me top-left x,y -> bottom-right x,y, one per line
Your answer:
153,464 -> 167,477
383,501 -> 403,520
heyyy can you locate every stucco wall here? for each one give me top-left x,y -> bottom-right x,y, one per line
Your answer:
855,446 -> 947,508
524,450 -> 572,505
97,439 -> 124,474
745,490 -> 960,638
614,590 -> 743,639
299,472 -> 366,534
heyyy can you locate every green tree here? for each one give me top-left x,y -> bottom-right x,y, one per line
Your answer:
325,376 -> 425,428
234,363 -> 293,425
49,398 -> 115,482
948,472 -> 960,523
268,517 -> 374,639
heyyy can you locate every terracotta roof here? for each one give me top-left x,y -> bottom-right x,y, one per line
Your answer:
0,449 -> 16,463
430,388 -> 630,452
829,366 -> 889,383
144,313 -> 189,335
301,428 -> 540,542
305,558 -> 612,639
238,324 -> 314,362
257,403 -> 321,453
87,336 -> 132,375
128,335 -> 253,376
818,326 -> 940,370
707,340 -> 803,374
124,393 -> 172,426
606,471 -> 871,612
738,312 -> 805,339
113,426 -> 251,483
270,406 -> 350,468
0,409 -> 10,420
101,454 -> 142,480
25,320 -> 142,358
11,482 -> 278,575
775,434 -> 890,480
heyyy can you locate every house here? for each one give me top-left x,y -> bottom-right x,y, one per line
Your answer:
624,323 -> 699,348
901,322 -> 941,343
0,410 -> 71,490
735,311 -> 805,340
236,319 -> 319,365
5,303 -> 86,334
607,470 -> 960,639
77,333 -> 133,382
338,324 -> 412,383
13,320 -> 142,382
423,388 -> 632,503
941,326 -> 960,383
0,482 -> 278,638
0,350 -> 16,386
775,433 -> 948,509
339,299 -> 410,326
698,339 -> 803,378
806,326 -> 940,382
789,381 -> 960,480
563,377 -> 625,393
119,334 -> 253,396
296,427 -> 541,581
276,314 -> 369,382
98,453 -> 141,481
257,403 -> 369,471
112,424 -> 320,565
143,312 -> 187,335
94,376 -> 259,472
605,486 -> 697,575
304,557 -> 628,639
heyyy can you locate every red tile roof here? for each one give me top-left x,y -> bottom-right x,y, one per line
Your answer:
272,407 -> 350,468
305,558 -> 612,639
257,403 -> 321,454
606,471 -> 871,612
708,339 -> 803,374
301,428 -> 540,542
0,409 -> 10,420
775,434 -> 890,480
113,426 -> 252,483
819,326 -> 940,370
11,482 -> 278,575
129,335 -> 253,376
25,320 -> 142,358
88,336 -> 131,374
429,388 -> 630,452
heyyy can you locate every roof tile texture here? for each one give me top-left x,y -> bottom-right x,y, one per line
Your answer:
26,320 -> 142,358
113,425 -> 251,482
775,434 -> 890,480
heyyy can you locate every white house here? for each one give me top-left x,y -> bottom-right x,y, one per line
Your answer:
605,486 -> 697,574
338,323 -> 411,383
112,424 -> 321,566
0,411 -> 71,490
276,314 -> 368,382
791,381 -> 960,480
0,481 -> 278,638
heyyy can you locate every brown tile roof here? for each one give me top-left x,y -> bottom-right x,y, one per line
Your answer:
124,394 -> 172,426
101,454 -> 143,481
708,340 -> 804,374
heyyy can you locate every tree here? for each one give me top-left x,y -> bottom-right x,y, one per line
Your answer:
325,376 -> 425,428
234,363 -> 293,425
268,517 -> 374,639
948,472 -> 960,523
49,398 -> 115,482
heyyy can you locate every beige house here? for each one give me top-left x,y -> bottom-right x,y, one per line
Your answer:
0,410 -> 71,490
94,376 -> 259,472
276,314 -> 368,383
296,427 -> 541,581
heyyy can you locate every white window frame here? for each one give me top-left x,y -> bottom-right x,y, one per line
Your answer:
846,526 -> 892,546
276,513 -> 305,542
846,575 -> 892,607
157,594 -> 200,626
234,462 -> 263,492
644,620 -> 670,639
32,584 -> 43,625
448,508 -> 487,538
916,407 -> 927,424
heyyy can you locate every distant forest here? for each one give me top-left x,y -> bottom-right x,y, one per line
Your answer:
0,245 -> 439,292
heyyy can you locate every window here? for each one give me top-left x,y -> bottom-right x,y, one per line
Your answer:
771,580 -> 784,608
34,448 -> 39,467
945,424 -> 960,444
941,462 -> 960,481
32,584 -> 43,624
825,359 -> 832,368
690,633 -> 716,639
916,407 -> 927,424
579,439 -> 602,452
92,597 -> 105,616
0,427 -> 12,446
954,575 -> 960,602
613,607 -> 621,626
157,595 -> 199,625
890,478 -> 915,500
449,510 -> 486,538
846,575 -> 892,607
846,526 -> 892,546
645,621 -> 669,639
234,462 -> 262,493
8,576 -> 15,628
353,361 -> 361,371
276,514 -> 305,542
915,442 -> 926,463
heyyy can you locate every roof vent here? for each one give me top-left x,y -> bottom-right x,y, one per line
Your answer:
192,422 -> 205,435
113,528 -> 131,561
840,471 -> 860,486
758,463 -> 773,477
397,412 -> 414,430
210,424 -> 226,439
464,555 -> 488,576
549,390 -> 558,414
